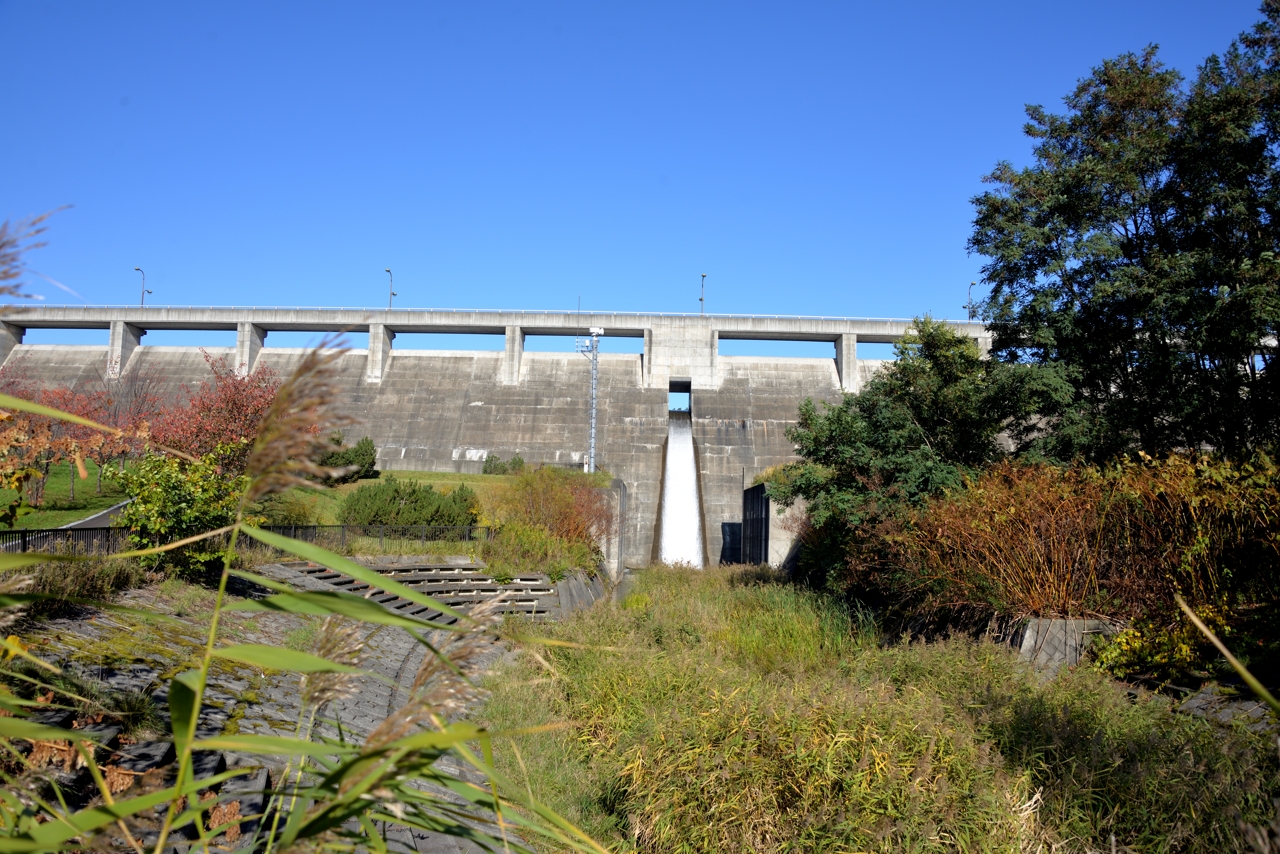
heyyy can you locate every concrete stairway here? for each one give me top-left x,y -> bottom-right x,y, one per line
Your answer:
260,555 -> 607,623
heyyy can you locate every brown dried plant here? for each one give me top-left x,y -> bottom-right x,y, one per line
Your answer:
363,595 -> 507,750
243,333 -> 359,504
0,211 -> 55,302
300,616 -> 367,711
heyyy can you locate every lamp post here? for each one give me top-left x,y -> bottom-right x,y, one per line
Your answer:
386,268 -> 396,309
966,281 -> 977,320
700,273 -> 706,315
135,267 -> 151,307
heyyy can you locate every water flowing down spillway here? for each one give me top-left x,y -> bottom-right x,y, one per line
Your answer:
659,412 -> 705,568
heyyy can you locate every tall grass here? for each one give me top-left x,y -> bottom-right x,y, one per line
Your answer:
482,566 -> 1279,852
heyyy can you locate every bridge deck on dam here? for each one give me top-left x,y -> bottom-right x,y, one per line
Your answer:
0,306 -> 987,567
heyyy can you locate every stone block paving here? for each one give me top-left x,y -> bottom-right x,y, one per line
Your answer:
27,560 -> 612,853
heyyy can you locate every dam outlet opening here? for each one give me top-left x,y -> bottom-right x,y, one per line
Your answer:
658,380 -> 705,568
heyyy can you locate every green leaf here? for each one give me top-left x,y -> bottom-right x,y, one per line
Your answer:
193,733 -> 358,756
27,768 -> 246,845
212,643 -> 362,673
224,589 -> 455,631
168,669 -> 200,755
238,526 -> 469,623
0,393 -> 120,434
0,717 -> 78,742
0,553 -> 84,572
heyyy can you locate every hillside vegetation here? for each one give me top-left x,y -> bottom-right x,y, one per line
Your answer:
482,567 -> 1280,852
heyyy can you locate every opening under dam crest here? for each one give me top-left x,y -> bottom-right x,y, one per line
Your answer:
658,411 -> 705,568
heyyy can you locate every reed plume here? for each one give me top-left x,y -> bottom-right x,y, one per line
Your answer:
243,333 -> 359,503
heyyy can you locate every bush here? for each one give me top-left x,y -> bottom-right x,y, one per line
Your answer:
318,434 -> 378,483
482,522 -> 597,582
883,454 -> 1280,620
337,476 -> 479,526
258,491 -> 318,526
482,453 -> 525,475
494,465 -> 612,546
107,446 -> 251,572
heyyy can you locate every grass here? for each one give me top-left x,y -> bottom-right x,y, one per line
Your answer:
481,566 -> 1280,852
1,459 -> 132,528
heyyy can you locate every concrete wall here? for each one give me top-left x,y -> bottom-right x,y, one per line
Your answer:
1,308 -> 987,567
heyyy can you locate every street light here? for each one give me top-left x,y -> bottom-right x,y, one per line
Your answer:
966,281 -> 977,321
386,268 -> 396,309
700,273 -> 706,315
134,267 -> 152,307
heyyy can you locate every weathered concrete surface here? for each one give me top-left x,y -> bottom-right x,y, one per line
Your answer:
3,308 -> 986,566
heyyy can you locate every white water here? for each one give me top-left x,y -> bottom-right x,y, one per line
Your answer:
659,412 -> 705,567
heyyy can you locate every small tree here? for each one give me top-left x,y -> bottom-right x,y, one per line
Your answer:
109,444 -> 252,572
152,351 -> 280,473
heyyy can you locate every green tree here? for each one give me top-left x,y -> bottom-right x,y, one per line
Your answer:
108,444 -> 251,571
770,319 -> 1059,590
969,18 -> 1280,461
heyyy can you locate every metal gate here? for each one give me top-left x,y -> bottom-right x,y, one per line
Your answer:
742,483 -> 769,566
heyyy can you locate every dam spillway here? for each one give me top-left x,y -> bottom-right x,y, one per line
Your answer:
658,412 -> 705,567
1,305 -> 989,567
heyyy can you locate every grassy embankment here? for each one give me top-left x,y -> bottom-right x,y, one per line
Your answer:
482,566 -> 1280,852
0,460 -> 131,528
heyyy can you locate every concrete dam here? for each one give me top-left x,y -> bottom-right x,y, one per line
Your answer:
0,307 -> 988,567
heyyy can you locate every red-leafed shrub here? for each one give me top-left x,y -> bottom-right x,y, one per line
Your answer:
151,351 -> 280,473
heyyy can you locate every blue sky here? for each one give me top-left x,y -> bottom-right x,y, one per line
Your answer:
0,0 -> 1263,353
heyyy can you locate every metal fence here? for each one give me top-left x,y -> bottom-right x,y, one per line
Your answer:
0,525 -> 493,556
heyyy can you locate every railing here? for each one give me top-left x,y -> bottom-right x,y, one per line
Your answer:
13,305 -> 983,325
0,525 -> 494,556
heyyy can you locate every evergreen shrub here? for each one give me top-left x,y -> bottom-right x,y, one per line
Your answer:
319,434 -> 378,483
337,476 -> 479,527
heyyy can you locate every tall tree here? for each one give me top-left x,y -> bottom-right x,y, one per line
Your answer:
969,17 -> 1280,461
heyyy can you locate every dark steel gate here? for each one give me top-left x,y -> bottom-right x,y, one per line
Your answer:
742,483 -> 769,566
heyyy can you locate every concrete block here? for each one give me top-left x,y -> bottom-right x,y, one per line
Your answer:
1011,618 -> 1112,674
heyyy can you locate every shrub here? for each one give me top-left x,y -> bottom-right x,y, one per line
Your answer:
337,476 -> 479,527
482,521 -> 596,582
108,446 -> 251,572
318,434 -> 378,483
884,454 -> 1280,620
482,453 -> 524,475
258,491 -> 318,526
494,465 -> 612,546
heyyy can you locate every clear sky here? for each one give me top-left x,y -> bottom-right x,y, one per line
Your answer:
0,0 -> 1264,352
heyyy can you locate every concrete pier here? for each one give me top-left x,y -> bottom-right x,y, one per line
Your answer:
0,305 -> 986,567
